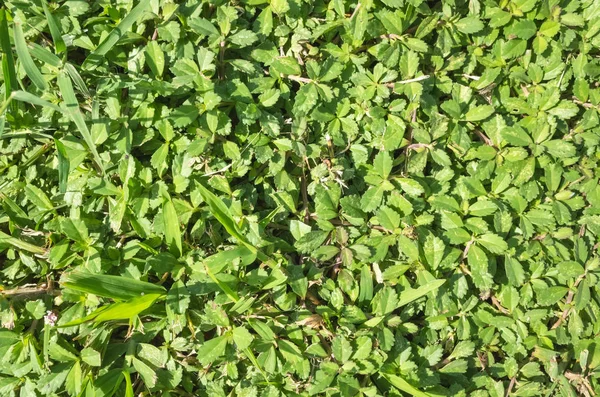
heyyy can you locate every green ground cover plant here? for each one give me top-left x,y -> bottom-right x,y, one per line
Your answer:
1,0 -> 600,395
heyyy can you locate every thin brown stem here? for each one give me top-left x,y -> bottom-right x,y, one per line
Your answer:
505,375 -> 517,397
551,272 -> 586,329
474,130 -> 494,147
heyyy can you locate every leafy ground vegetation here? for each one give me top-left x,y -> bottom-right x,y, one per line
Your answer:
0,0 -> 600,396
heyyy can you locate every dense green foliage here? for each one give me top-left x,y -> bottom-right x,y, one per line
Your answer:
1,0 -> 600,396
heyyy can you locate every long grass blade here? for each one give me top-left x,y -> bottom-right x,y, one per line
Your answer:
0,230 -> 47,255
195,182 -> 253,251
13,19 -> 48,91
56,70 -> 104,173
93,293 -> 163,323
64,63 -> 90,99
61,272 -> 166,301
205,263 -> 239,302
0,9 -> 18,104
41,0 -> 66,54
82,1 -> 150,69
12,90 -> 62,112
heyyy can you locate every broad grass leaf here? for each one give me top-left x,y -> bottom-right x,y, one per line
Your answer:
61,273 -> 166,300
93,293 -> 163,323
163,197 -> 183,257
397,279 -> 445,307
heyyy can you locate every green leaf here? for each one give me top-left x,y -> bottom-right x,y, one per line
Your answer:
232,327 -> 254,351
332,335 -> 352,363
455,16 -> 484,34
24,184 -> 54,210
163,197 -> 183,257
464,105 -> 494,122
468,245 -> 493,289
270,57 -> 301,76
477,233 -> 508,254
199,246 -> 256,274
423,235 -> 445,270
373,151 -> 393,179
145,41 -> 164,77
396,178 -> 424,196
382,373 -> 432,397
81,348 -> 101,367
197,335 -> 229,365
537,286 -> 568,306
377,206 -> 400,230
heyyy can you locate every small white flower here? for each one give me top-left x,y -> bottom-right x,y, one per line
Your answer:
44,311 -> 58,326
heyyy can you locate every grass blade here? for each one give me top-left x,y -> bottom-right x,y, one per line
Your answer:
41,0 -> 66,54
205,263 -> 239,302
82,1 -> 150,69
12,90 -> 62,112
163,197 -> 182,257
13,19 -> 48,91
61,272 -> 166,300
55,138 -> 69,193
196,181 -> 254,250
93,293 -> 163,323
64,63 -> 91,99
60,293 -> 162,326
397,279 -> 445,308
56,70 -> 104,173
0,230 -> 47,255
0,9 -> 18,104
28,43 -> 61,67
